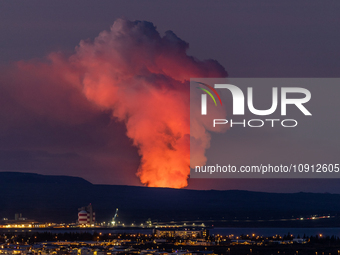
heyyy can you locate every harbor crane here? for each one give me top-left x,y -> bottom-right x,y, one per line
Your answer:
111,208 -> 118,226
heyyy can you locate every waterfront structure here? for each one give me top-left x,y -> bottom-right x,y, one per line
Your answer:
153,228 -> 209,239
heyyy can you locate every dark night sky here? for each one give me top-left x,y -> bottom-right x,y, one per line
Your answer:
0,0 -> 339,192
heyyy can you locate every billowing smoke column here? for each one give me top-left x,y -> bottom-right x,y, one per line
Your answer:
69,19 -> 227,188
4,19 -> 227,188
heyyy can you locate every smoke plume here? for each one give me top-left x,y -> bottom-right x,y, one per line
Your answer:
1,19 -> 227,188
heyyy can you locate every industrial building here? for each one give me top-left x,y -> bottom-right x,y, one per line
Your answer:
0,213 -> 37,228
78,204 -> 95,225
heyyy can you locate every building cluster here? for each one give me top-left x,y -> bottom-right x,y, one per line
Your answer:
0,240 -> 217,255
1,204 -> 99,229
153,229 -> 209,239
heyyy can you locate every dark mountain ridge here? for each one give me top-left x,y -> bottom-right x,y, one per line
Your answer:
0,172 -> 340,227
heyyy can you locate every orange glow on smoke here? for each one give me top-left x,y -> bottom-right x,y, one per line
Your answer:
72,19 -> 226,188
8,19 -> 227,188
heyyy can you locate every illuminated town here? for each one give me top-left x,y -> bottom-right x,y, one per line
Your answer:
0,204 -> 340,255
0,226 -> 339,255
